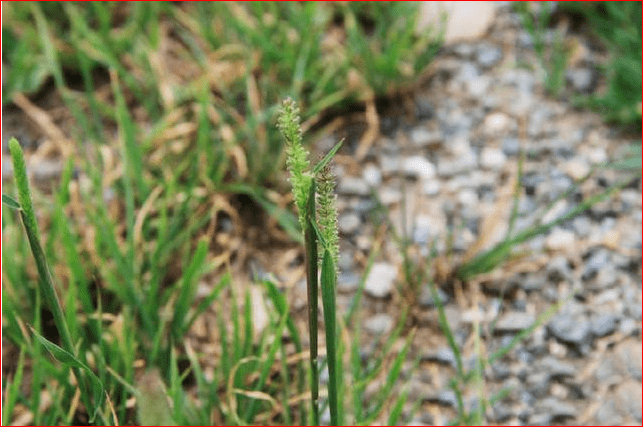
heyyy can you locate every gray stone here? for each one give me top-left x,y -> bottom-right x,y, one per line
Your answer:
566,68 -> 595,93
364,313 -> 394,335
539,397 -> 577,420
410,128 -> 442,147
495,312 -> 536,333
518,274 -> 547,292
413,216 -> 433,245
590,313 -> 618,337
594,399 -> 624,426
437,151 -> 478,177
572,215 -> 592,237
502,137 -> 521,156
362,164 -> 382,187
422,179 -> 441,196
415,97 -> 435,120
403,155 -> 436,179
364,262 -> 398,298
32,158 -> 63,182
593,264 -> 619,289
616,380 -> 643,422
338,213 -> 361,235
476,45 -> 503,68
337,176 -> 370,196
619,318 -> 637,336
480,147 -> 507,170
527,371 -> 550,398
436,389 -> 458,408
422,347 -> 457,369
615,340 -> 642,381
538,356 -> 576,379
379,187 -> 403,205
548,313 -> 592,346
338,271 -> 360,293
467,75 -> 492,97
456,62 -> 480,83
418,286 -> 450,308
453,44 -> 475,58
546,256 -> 572,283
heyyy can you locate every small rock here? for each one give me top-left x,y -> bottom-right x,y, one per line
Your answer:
418,286 -> 450,308
619,318 -> 637,336
548,313 -> 592,346
563,158 -> 591,180
545,227 -> 576,251
566,68 -> 595,93
422,346 -> 457,368
338,177 -> 370,196
590,313 -> 618,337
539,397 -> 577,420
338,213 -> 361,235
476,44 -> 503,68
588,147 -> 609,164
467,75 -> 491,97
502,137 -> 521,156
546,256 -> 573,283
415,97 -> 435,120
403,155 -> 436,179
32,158 -> 63,182
527,371 -> 550,398
364,263 -> 398,298
364,313 -> 394,334
379,187 -> 403,205
594,399 -> 624,425
616,380 -> 643,422
422,179 -> 441,196
437,151 -> 478,177
413,215 -> 434,245
483,112 -> 513,135
495,312 -> 536,333
480,147 -> 507,170
615,339 -> 642,381
582,248 -> 611,280
410,127 -> 441,146
458,188 -> 478,207
538,356 -> 576,379
572,216 -> 592,237
338,271 -> 360,292
362,164 -> 382,187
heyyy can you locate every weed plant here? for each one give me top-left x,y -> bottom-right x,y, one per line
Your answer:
515,1 -> 642,130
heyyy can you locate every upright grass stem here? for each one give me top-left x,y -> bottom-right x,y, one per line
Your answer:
7,138 -> 105,423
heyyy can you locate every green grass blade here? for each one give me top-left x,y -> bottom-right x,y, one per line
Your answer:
320,249 -> 340,425
31,327 -> 105,422
2,345 -> 26,425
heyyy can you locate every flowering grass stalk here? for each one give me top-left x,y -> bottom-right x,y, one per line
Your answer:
278,98 -> 343,425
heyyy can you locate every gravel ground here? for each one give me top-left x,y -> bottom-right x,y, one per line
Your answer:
313,5 -> 641,425
2,4 -> 640,426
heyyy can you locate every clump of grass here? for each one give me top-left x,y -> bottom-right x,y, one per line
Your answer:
514,1 -> 569,96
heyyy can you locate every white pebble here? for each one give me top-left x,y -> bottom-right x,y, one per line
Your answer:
480,147 -> 507,170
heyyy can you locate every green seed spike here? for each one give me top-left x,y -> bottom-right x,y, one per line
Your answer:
278,97 -> 312,229
316,162 -> 339,267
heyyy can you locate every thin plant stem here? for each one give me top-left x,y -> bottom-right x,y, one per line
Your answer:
8,138 -> 105,423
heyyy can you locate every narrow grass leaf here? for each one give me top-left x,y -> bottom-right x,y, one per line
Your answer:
2,194 -> 21,209
312,140 -> 344,175
320,249 -> 339,425
31,328 -> 104,422
2,345 -> 26,425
